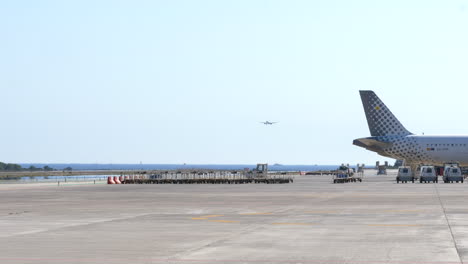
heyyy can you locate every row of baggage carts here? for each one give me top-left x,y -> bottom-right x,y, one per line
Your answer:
107,172 -> 293,185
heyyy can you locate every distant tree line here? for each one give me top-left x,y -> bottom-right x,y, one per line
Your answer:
0,162 -> 22,171
0,162 -> 57,172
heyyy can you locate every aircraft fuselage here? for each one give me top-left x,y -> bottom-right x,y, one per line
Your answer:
354,135 -> 468,166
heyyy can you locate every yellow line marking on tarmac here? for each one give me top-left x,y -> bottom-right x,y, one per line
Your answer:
367,224 -> 421,227
301,195 -> 331,197
304,211 -> 338,214
301,195 -> 340,198
208,220 -> 239,223
272,223 -> 317,226
240,213 -> 273,215
201,215 -> 224,218
191,218 -> 208,220
382,210 -> 425,213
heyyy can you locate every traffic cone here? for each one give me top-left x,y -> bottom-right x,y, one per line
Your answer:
114,176 -> 121,184
107,177 -> 115,184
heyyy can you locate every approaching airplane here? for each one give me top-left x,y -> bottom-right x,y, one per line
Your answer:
353,90 -> 468,173
260,121 -> 278,125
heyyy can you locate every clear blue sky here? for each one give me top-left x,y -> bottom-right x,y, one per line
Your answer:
2,0 -> 468,164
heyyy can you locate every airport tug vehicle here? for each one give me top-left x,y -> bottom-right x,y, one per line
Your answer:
396,166 -> 414,183
443,165 -> 464,183
250,163 -> 294,184
333,165 -> 362,184
419,166 -> 438,183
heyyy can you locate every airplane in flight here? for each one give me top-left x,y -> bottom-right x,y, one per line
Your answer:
353,90 -> 468,174
260,121 -> 278,125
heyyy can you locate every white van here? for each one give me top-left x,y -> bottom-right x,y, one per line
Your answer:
419,166 -> 438,183
396,167 -> 414,183
443,166 -> 463,183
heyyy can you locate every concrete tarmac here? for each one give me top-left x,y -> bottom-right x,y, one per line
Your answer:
1,170 -> 468,264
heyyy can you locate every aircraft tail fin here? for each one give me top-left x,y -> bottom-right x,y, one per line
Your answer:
359,91 -> 412,137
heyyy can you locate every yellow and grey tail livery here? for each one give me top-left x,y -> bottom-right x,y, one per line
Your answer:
359,91 -> 412,137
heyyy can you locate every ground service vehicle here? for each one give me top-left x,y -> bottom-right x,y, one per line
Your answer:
396,166 -> 414,183
420,166 -> 437,183
443,166 -> 463,183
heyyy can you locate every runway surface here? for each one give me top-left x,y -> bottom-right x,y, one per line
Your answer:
1,170 -> 468,264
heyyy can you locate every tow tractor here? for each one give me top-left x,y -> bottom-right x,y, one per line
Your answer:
250,163 -> 293,184
396,166 -> 414,183
333,165 -> 362,183
419,166 -> 438,183
443,165 -> 464,183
